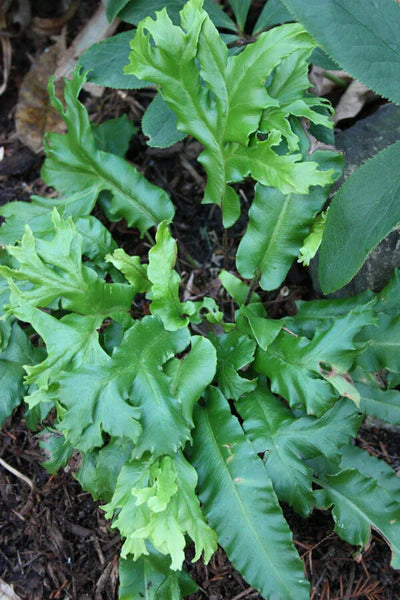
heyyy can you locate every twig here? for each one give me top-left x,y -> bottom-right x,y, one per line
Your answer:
0,457 -> 34,489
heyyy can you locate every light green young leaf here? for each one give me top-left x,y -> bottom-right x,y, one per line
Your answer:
210,330 -> 256,400
298,211 -> 326,266
126,1 -> 332,225
0,210 -> 134,318
218,270 -> 259,306
282,0 -> 400,105
0,322 -> 36,426
319,140 -> 400,293
104,452 -> 217,570
314,469 -> 400,569
255,310 -> 377,415
106,248 -> 150,293
59,316 -> 190,455
190,386 -> 310,600
260,48 -> 333,152
147,221 -> 191,330
42,68 -> 173,234
237,382 -> 361,516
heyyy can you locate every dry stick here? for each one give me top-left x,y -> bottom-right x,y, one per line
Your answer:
0,457 -> 34,489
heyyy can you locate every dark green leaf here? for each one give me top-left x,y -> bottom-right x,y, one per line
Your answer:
79,31 -> 152,89
39,429 -> 74,475
91,114 -> 136,156
282,0 -> 400,104
228,0 -> 251,30
319,140 -> 400,293
253,0 -> 293,33
0,323 -> 36,425
142,94 -> 185,148
190,387 -> 309,600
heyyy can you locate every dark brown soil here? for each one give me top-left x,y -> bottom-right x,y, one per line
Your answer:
1,3 -> 400,600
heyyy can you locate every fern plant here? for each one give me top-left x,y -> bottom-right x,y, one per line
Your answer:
1,1 -> 400,599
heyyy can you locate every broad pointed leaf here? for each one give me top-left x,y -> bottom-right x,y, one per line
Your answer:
356,313 -> 400,374
190,387 -> 309,600
282,0 -> 400,105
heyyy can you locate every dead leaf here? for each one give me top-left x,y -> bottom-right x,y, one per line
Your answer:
0,579 -> 22,600
54,3 -> 119,82
31,0 -> 79,36
333,79 -> 378,124
15,39 -> 67,153
309,65 -> 352,97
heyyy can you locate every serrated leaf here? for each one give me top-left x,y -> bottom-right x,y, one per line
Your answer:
106,248 -> 150,293
147,222 -> 190,330
282,0 -> 400,105
255,310 -> 376,415
79,31 -> 152,89
237,382 -> 361,516
210,330 -> 256,400
119,549 -> 197,600
42,68 -> 173,234
314,468 -> 400,569
104,452 -> 217,569
356,382 -> 400,425
190,387 -> 310,600
142,93 -> 185,148
319,140 -> 400,293
253,0 -> 292,32
126,3 -> 332,224
0,211 -> 134,318
59,316 -> 190,455
0,322 -> 36,426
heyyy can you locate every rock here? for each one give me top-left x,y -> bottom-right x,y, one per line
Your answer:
310,103 -> 400,297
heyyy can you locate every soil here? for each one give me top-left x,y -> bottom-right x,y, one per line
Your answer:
1,3 -> 400,600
